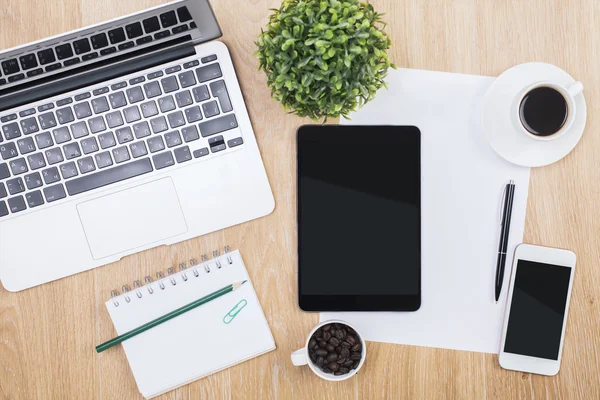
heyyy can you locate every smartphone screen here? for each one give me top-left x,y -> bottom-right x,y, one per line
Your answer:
503,259 -> 572,360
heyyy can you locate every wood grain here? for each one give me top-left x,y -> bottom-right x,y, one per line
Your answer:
1,0 -> 599,398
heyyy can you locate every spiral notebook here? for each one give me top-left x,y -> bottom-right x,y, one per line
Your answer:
105,247 -> 275,399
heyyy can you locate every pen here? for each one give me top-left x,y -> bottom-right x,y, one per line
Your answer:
96,280 -> 247,353
495,180 -> 515,303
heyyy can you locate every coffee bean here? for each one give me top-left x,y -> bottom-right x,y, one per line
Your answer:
315,349 -> 327,357
330,326 -> 337,335
339,367 -> 350,374
308,339 -> 317,349
329,337 -> 340,347
322,324 -> 331,332
350,352 -> 361,361
343,360 -> 354,367
322,367 -> 332,373
326,353 -> 338,362
340,348 -> 350,358
346,335 -> 356,346
326,344 -> 335,352
328,361 -> 339,372
335,346 -> 341,353
318,340 -> 327,348
316,356 -> 324,366
323,332 -> 331,341
351,344 -> 361,352
340,341 -> 352,349
334,371 -> 344,376
334,323 -> 342,329
337,357 -> 346,364
347,327 -> 356,335
310,352 -> 317,362
352,360 -> 359,370
335,330 -> 345,340
314,328 -> 322,338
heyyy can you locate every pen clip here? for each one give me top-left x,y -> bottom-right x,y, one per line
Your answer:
498,180 -> 515,225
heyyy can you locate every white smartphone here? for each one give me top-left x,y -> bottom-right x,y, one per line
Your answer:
498,244 -> 576,376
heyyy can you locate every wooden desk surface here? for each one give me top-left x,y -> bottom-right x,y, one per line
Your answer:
1,0 -> 599,398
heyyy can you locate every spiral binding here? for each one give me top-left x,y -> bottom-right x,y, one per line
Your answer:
110,245 -> 233,307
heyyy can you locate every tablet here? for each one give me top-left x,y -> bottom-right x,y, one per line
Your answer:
297,125 -> 421,311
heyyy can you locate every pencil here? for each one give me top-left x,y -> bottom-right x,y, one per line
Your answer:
96,280 -> 247,353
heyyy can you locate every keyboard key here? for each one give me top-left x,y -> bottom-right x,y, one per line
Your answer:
147,136 -> 165,153
154,31 -> 171,40
3,122 -> 21,140
178,71 -> 196,88
98,131 -> 116,149
20,117 -> 39,135
19,54 -> 38,70
106,111 -> 124,128
92,96 -> 110,114
45,148 -> 64,165
126,22 -> 143,39
211,143 -> 226,153
143,16 -> 161,33
158,95 -> 176,112
70,122 -> 89,139
143,81 -> 162,98
8,196 -> 26,213
0,201 -> 7,216
1,114 -> 17,123
88,116 -> 107,133
26,190 -> 44,207
56,107 -> 75,124
172,25 -> 188,34
43,183 -> 66,202
25,172 -> 43,189
202,100 -> 220,118
111,81 -> 127,90
123,106 -> 141,123
60,161 -> 78,179
27,152 -> 46,170
201,55 -> 217,64
192,85 -> 210,102
208,135 -> 224,146
112,146 -> 130,163
94,151 -> 113,169
184,105 -> 202,123
100,47 -> 117,56
45,63 -> 62,72
66,157 -> 153,196
0,142 -> 18,159
8,74 -> 25,83
19,109 -> 36,118
183,60 -> 199,69
129,76 -> 145,85
27,68 -> 43,77
6,177 -> 25,194
75,92 -> 91,101
0,183 -> 6,198
53,127 -> 71,144
57,97 -> 73,106
35,132 -> 53,149
129,141 -> 148,158
177,6 -> 193,22
150,116 -> 168,133
63,58 -> 80,66
109,91 -> 127,108
38,112 -> 57,129
17,137 -> 36,154
93,87 -> 109,95
108,27 -> 126,44
199,113 -> 238,137
2,59 -> 20,75
10,158 -> 28,175
147,71 -> 164,80
82,53 -> 98,62
210,80 -> 233,113
38,104 -> 55,113
63,142 -> 82,159
136,36 -> 152,45
0,163 -> 9,179
133,121 -> 151,139
126,86 -> 145,103
182,126 -> 199,142
165,65 -> 181,74
228,137 -> 244,148
164,130 -> 182,148
77,156 -> 96,173
91,33 -> 109,49
81,137 -> 99,154
74,102 -> 92,119
42,167 -> 61,184
73,38 -> 91,55
116,127 -> 134,144
174,146 -> 191,163
55,44 -> 74,60
196,63 -> 222,83
153,151 -> 175,170
175,90 -> 193,107
37,49 -> 56,65
167,111 -> 185,128
118,41 -> 135,50
160,10 -> 178,28
193,147 -> 209,158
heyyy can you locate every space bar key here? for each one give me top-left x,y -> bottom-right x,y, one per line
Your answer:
65,158 -> 154,196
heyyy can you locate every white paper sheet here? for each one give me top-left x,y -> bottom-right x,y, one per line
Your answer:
321,69 -> 531,354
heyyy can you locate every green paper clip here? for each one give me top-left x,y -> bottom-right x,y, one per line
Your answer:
223,299 -> 247,324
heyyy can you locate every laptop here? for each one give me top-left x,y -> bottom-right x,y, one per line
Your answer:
0,0 -> 274,291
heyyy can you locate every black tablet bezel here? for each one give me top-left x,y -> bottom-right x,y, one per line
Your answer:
296,125 -> 421,312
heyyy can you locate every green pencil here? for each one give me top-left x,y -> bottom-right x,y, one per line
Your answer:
96,280 -> 247,353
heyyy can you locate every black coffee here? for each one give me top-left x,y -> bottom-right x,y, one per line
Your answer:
308,323 -> 362,376
519,86 -> 568,136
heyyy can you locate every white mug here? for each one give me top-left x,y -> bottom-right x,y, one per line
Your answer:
511,80 -> 584,141
291,320 -> 366,381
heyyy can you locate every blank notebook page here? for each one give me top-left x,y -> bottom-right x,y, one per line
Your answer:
106,250 -> 275,399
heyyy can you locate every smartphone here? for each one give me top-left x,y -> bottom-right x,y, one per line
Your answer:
498,244 -> 576,375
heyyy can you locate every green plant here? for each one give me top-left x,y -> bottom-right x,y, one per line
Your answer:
255,0 -> 396,121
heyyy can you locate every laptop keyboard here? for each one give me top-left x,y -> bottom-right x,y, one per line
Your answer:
0,54 -> 244,218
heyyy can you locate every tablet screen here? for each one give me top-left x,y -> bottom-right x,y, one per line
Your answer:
297,125 -> 421,311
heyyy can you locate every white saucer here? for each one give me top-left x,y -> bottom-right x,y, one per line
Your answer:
482,62 -> 587,167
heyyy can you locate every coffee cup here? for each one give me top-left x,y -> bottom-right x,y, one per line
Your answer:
511,80 -> 583,141
291,320 -> 366,381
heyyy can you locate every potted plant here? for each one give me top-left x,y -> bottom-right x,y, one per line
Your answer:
256,0 -> 395,121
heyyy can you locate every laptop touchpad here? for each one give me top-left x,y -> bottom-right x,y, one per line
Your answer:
77,178 -> 188,260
